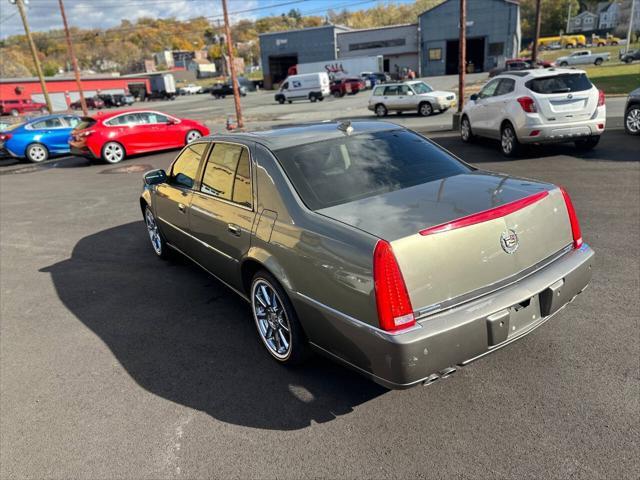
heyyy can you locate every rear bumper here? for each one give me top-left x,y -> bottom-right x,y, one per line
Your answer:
295,243 -> 594,389
517,113 -> 606,144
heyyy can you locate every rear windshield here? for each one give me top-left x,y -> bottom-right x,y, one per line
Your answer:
75,117 -> 96,131
525,73 -> 593,94
273,130 -> 472,210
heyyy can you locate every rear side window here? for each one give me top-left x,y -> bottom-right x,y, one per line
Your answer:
384,86 -> 400,96
200,143 -> 252,207
495,78 -> 515,96
274,130 -> 472,210
30,118 -> 64,129
525,73 -> 592,94
170,142 -> 207,189
373,86 -> 385,95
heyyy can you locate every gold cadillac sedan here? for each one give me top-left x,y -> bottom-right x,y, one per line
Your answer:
140,121 -> 594,389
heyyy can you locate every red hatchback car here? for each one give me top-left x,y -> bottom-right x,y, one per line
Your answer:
69,110 -> 209,163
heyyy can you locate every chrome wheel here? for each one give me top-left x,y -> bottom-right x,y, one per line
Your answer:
461,117 -> 471,141
26,144 -> 48,163
145,208 -> 162,256
625,107 -> 640,134
252,279 -> 292,360
186,130 -> 201,143
103,142 -> 124,163
501,127 -> 515,155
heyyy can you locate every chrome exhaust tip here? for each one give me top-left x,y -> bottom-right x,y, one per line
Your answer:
439,367 -> 457,379
423,373 -> 440,386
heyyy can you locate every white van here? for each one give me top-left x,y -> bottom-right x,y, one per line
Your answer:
275,72 -> 330,104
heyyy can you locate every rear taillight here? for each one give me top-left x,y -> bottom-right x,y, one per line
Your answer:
373,240 -> 415,332
517,96 -> 537,113
0,133 -> 12,141
598,89 -> 605,107
559,187 -> 583,249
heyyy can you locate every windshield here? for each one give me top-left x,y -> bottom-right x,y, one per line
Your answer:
525,73 -> 593,94
411,82 -> 433,94
273,130 -> 472,210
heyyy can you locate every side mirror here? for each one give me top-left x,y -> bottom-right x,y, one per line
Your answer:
143,169 -> 167,186
470,93 -> 479,101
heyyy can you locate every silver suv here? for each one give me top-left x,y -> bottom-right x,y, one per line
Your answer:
368,81 -> 456,117
461,68 -> 606,157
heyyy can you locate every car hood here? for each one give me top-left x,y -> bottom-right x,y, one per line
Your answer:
421,90 -> 455,99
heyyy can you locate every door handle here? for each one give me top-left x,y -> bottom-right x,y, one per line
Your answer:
227,224 -> 241,236
178,203 -> 186,213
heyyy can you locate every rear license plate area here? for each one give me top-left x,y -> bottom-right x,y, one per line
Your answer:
508,295 -> 542,336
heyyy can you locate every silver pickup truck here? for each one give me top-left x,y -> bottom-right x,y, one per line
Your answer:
555,50 -> 610,66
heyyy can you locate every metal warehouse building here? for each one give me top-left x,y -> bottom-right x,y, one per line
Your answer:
419,0 -> 520,76
336,24 -> 419,76
259,25 -> 350,88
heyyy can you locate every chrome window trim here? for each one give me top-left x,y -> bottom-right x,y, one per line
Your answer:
294,291 -> 422,337
157,216 -> 238,263
197,140 -> 255,211
415,244 -> 573,320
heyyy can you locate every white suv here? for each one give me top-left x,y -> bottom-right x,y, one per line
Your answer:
460,68 -> 606,157
368,81 -> 457,117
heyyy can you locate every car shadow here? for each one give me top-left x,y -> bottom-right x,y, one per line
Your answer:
41,222 -> 386,430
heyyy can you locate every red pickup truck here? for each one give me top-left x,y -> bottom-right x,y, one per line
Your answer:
0,99 -> 48,116
330,77 -> 366,97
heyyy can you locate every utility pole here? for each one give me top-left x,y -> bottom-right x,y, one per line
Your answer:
221,0 -> 243,128
58,0 -> 87,115
457,0 -> 466,115
531,0 -> 542,63
10,0 -> 53,112
626,0 -> 637,54
566,2 -> 572,35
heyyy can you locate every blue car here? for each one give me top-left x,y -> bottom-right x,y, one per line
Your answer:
0,114 -> 82,163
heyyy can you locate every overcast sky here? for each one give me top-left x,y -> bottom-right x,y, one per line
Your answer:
0,0 -> 414,39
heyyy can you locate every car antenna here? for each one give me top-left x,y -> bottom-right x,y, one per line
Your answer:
337,120 -> 353,135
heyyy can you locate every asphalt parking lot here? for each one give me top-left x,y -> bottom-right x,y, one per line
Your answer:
1,124 -> 638,478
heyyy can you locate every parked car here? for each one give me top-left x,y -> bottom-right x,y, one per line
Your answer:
71,96 -> 105,110
139,120 -> 594,389
360,71 -> 390,87
624,87 -> 640,135
179,84 -> 203,95
98,93 -> 134,108
620,49 -> 640,64
0,98 -> 48,116
211,82 -> 247,99
275,72 -> 330,104
554,50 -> 610,66
489,58 -> 553,77
330,77 -> 366,97
368,81 -> 456,117
69,110 -> 209,164
460,69 -> 606,157
0,114 -> 82,163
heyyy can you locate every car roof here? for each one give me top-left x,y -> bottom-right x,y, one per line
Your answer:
93,109 -> 171,121
496,67 -> 586,80
201,121 -> 402,151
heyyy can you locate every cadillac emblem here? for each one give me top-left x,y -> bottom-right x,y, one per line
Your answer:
500,229 -> 519,254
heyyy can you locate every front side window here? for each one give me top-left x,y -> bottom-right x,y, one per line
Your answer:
273,130 -> 472,210
106,113 -> 140,126
139,112 -> 169,124
479,79 -> 500,98
200,143 -> 252,207
170,142 -> 207,189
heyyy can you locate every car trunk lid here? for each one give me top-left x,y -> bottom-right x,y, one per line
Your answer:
317,172 -> 573,313
526,72 -> 597,123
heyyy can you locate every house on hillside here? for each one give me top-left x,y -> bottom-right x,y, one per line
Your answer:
188,59 -> 216,78
568,10 -> 600,32
597,2 -> 621,30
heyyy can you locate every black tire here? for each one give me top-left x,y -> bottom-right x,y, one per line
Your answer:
250,270 -> 310,365
460,115 -> 475,143
101,141 -> 125,164
318,96 -> 324,102
374,103 -> 387,117
25,143 -> 49,163
500,122 -> 520,158
287,100 -> 292,104
575,136 -> 600,151
625,105 -> 640,135
143,206 -> 170,260
333,90 -> 341,98
625,57 -> 633,64
418,101 -> 433,117
309,93 -> 317,103
277,96 -> 285,104
560,61 -> 569,67
594,58 -> 603,66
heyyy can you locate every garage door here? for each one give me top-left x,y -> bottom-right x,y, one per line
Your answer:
31,93 -> 67,112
